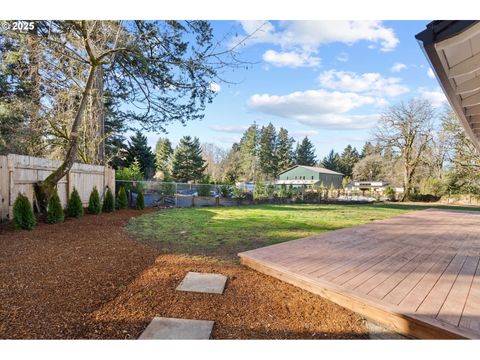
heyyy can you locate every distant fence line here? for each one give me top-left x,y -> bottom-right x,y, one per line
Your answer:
115,179 -> 389,208
0,154 -> 115,220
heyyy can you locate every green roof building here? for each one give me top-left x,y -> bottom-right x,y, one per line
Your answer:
276,165 -> 344,189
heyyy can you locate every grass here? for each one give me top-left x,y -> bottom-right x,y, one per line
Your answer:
128,202 -> 477,259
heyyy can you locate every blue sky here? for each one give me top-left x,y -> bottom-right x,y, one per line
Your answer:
137,20 -> 446,158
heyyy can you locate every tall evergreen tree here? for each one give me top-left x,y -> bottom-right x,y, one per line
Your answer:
295,137 -> 317,166
322,150 -> 343,172
360,141 -> 377,158
125,130 -> 155,179
171,136 -> 206,182
104,95 -> 128,169
238,123 -> 259,181
276,127 -> 295,173
258,123 -> 278,180
339,144 -> 360,177
155,138 -> 173,180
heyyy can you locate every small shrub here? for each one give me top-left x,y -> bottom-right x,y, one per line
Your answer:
102,188 -> 115,213
136,190 -> 145,210
197,183 -> 211,197
88,186 -> 101,214
383,186 -> 396,201
116,186 -> 128,209
67,188 -> 83,218
219,184 -> 232,198
46,190 -> 64,224
13,193 -> 36,230
231,186 -> 246,200
162,181 -> 175,196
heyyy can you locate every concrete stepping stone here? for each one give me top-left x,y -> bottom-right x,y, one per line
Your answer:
176,272 -> 227,294
139,317 -> 214,339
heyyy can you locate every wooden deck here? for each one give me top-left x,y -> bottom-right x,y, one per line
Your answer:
239,209 -> 480,339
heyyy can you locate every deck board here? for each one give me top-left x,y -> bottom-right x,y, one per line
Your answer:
239,208 -> 480,339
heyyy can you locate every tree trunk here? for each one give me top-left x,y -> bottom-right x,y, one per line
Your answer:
35,65 -> 97,212
401,166 -> 414,202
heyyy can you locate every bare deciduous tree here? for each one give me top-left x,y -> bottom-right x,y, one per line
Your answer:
374,99 -> 435,201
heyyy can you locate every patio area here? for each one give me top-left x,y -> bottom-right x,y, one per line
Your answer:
239,208 -> 480,339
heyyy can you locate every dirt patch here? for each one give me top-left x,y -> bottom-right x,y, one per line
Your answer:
0,209 -> 158,339
0,209 -> 368,339
90,254 -> 368,339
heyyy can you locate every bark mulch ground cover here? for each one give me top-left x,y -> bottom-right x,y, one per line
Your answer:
0,208 -> 368,339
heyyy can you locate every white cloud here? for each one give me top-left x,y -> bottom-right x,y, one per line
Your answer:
209,82 -> 221,93
233,20 -> 399,55
262,49 -> 320,68
391,62 -> 407,72
208,124 -> 248,133
248,89 -> 381,129
419,88 -> 447,108
336,52 -> 349,62
249,89 -> 376,116
427,68 -> 436,79
318,70 -> 409,97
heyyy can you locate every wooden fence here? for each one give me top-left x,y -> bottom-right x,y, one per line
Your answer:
0,154 -> 115,220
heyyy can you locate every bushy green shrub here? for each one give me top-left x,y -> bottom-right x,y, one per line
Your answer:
13,193 -> 36,230
197,183 -> 211,197
102,188 -> 115,213
162,181 -> 175,196
67,188 -> 83,218
88,186 -> 101,214
46,190 -> 64,224
231,186 -> 246,200
116,159 -> 145,192
218,184 -> 232,198
116,186 -> 128,209
253,183 -> 269,201
136,190 -> 145,210
383,186 -> 396,201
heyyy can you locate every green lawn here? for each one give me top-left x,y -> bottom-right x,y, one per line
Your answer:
128,203 -> 457,259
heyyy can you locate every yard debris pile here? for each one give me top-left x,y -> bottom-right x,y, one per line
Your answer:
0,209 -> 368,339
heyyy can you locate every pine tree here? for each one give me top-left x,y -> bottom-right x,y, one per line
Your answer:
295,137 -> 317,166
258,123 -> 278,180
339,144 -> 360,177
171,136 -> 207,182
102,188 -> 115,213
116,186 -> 128,209
276,128 -> 295,173
136,189 -> 145,210
13,193 -> 36,230
125,130 -> 155,179
155,138 -> 173,180
238,123 -> 259,181
46,190 -> 64,223
322,150 -> 343,173
360,141 -> 377,158
88,186 -> 102,214
66,188 -> 84,218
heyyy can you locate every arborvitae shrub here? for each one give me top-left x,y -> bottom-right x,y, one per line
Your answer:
46,190 -> 64,224
67,188 -> 84,218
13,193 -> 36,230
88,186 -> 101,214
102,188 -> 114,213
136,190 -> 145,210
116,186 -> 128,209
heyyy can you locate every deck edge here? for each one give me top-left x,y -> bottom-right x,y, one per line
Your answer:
239,254 -> 478,340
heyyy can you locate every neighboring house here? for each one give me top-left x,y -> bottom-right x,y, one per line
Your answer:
346,180 -> 404,194
276,165 -> 343,189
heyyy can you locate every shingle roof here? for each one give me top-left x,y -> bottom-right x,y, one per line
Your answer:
278,165 -> 344,176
